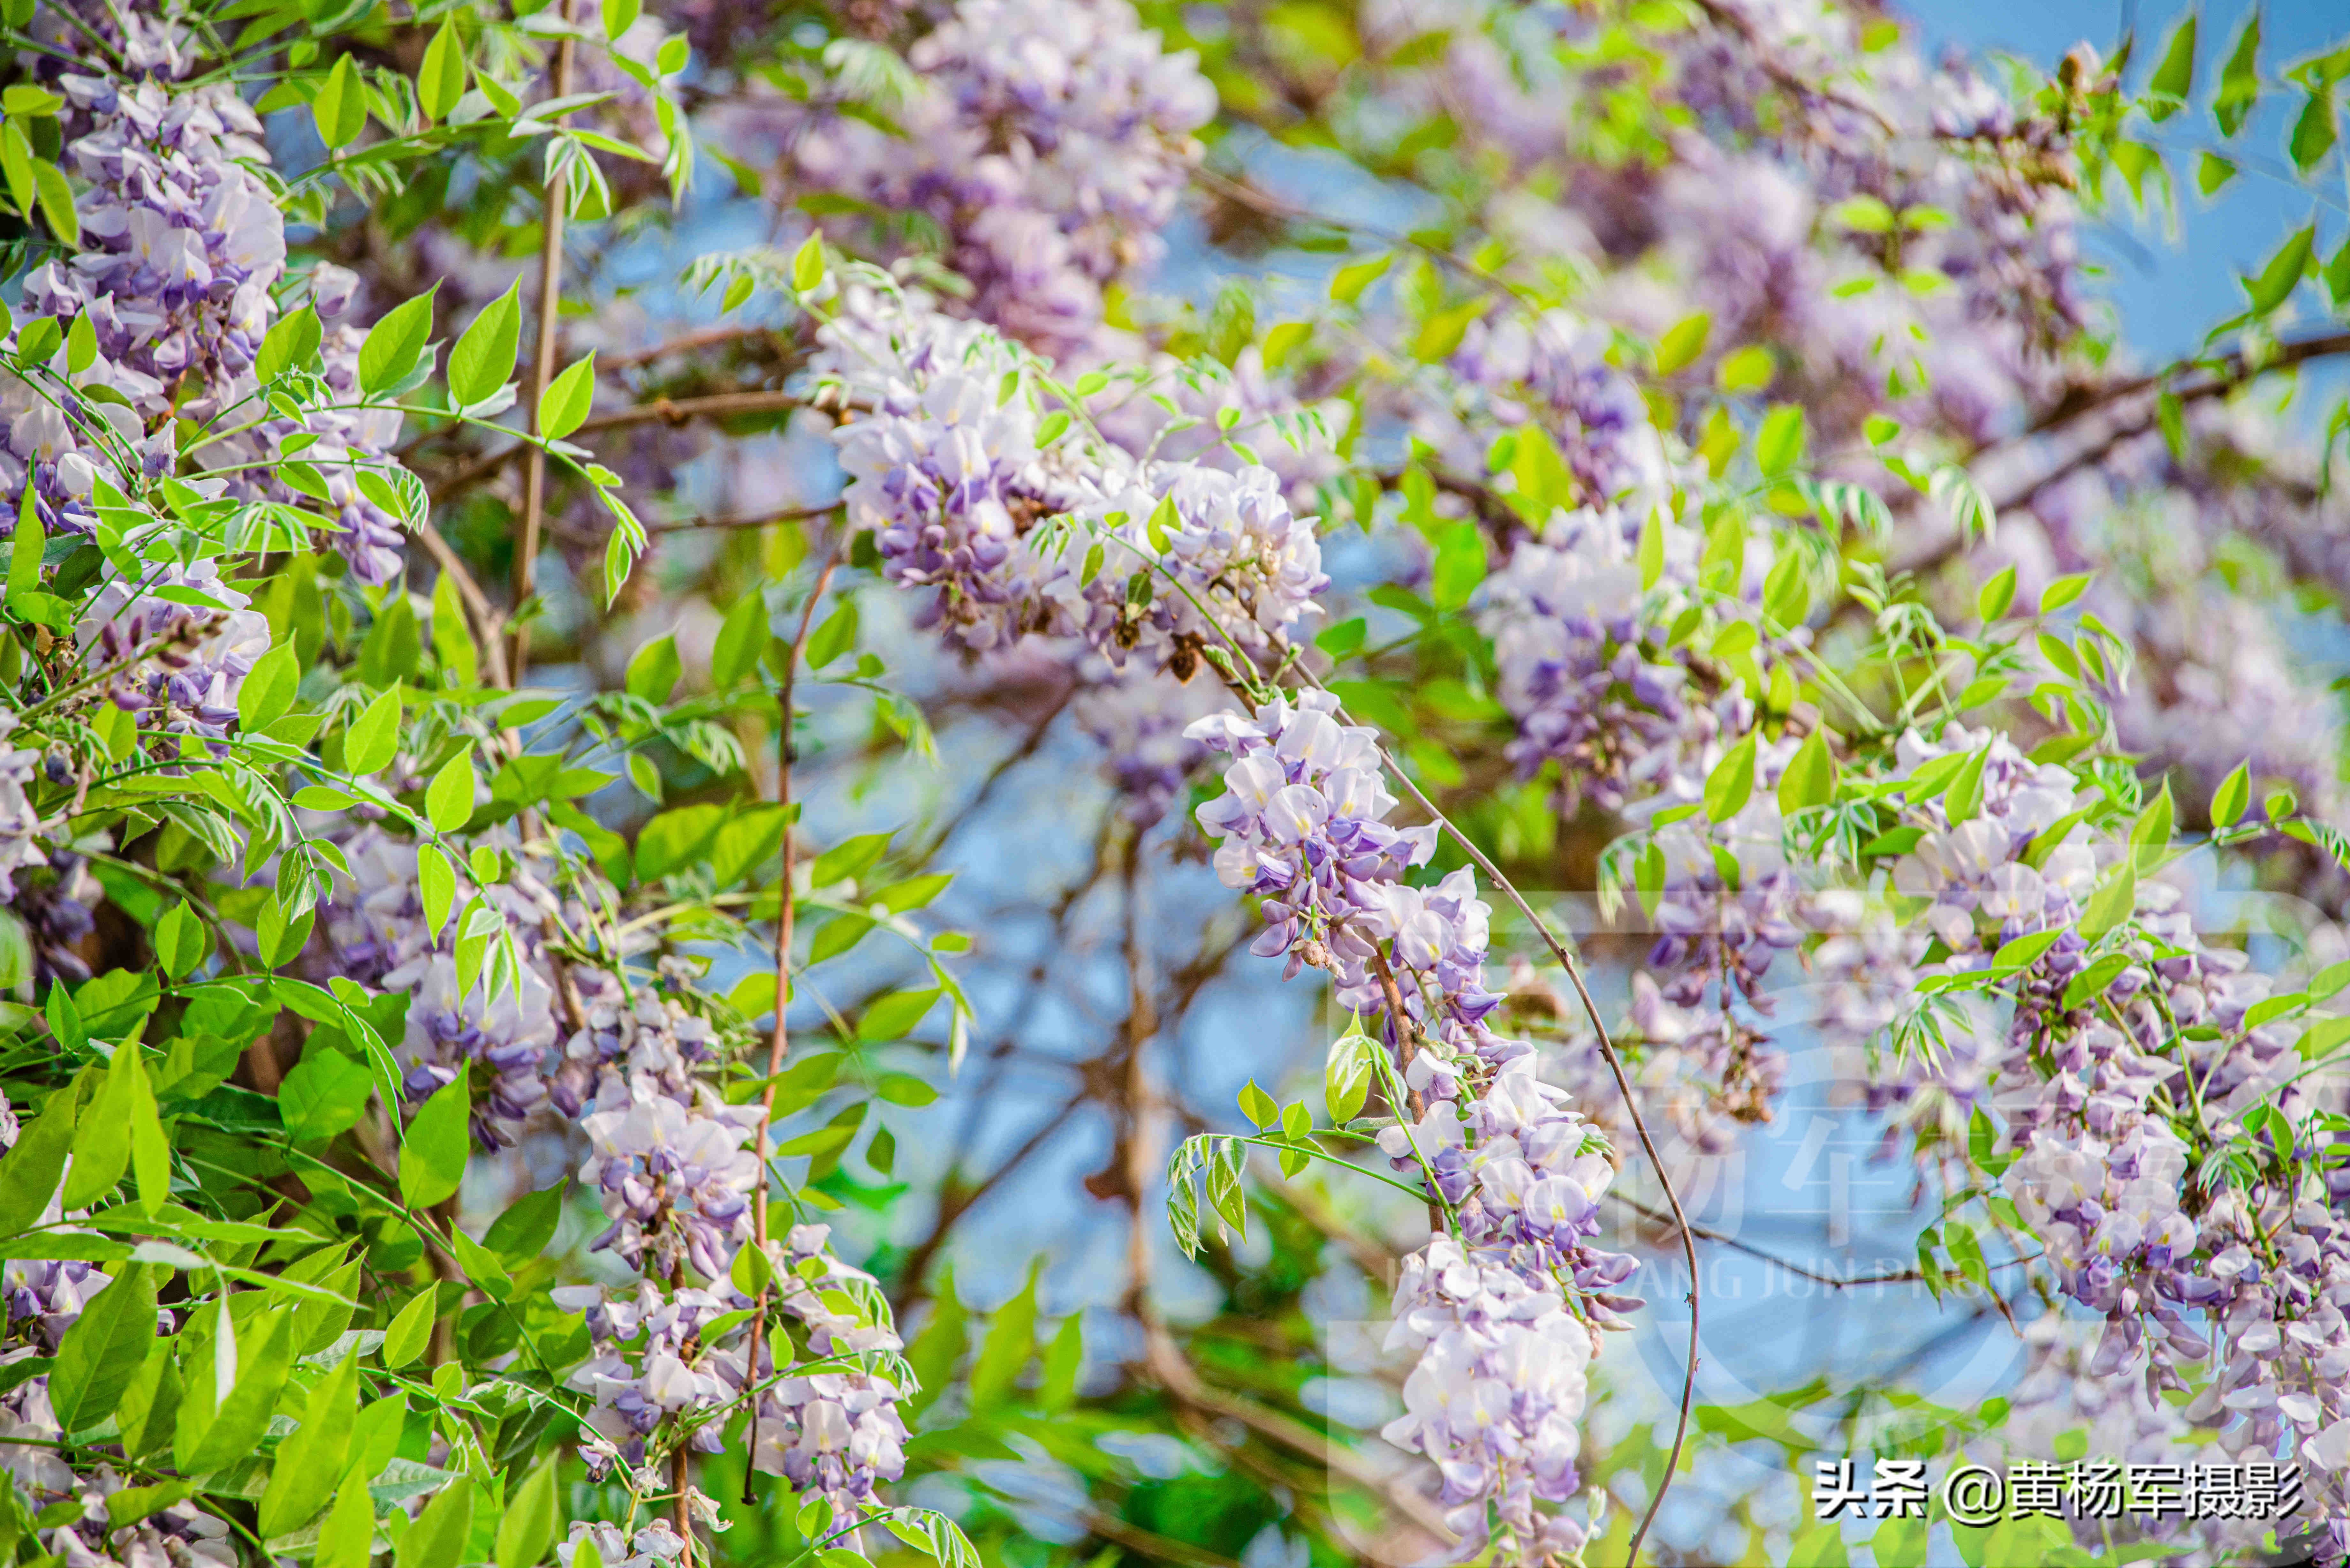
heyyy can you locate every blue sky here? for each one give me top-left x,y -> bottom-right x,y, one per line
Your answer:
1907,0 -> 2342,361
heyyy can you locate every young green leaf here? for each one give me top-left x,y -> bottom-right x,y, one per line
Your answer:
625,634 -> 682,702
312,54 -> 368,150
397,1064 -> 472,1210
343,685 -> 403,776
49,1263 -> 156,1434
2210,759 -> 2251,827
538,353 -> 596,441
445,284 -> 521,410
358,286 -> 439,395
257,1349 -> 359,1538
496,1459 -> 560,1568
417,19 -> 468,123
1705,734 -> 1757,823
425,752 -> 476,836
1776,729 -> 1837,813
154,901 -> 205,980
379,1289 -> 436,1370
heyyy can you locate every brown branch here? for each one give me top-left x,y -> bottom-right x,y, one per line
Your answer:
512,0 -> 580,688
892,1089 -> 1088,1306
647,501 -> 840,536
427,389 -> 813,504
413,517 -> 512,689
601,323 -> 780,371
1111,834 -> 1456,1546
740,541 -> 844,1505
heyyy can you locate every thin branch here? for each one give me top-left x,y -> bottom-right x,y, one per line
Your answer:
602,323 -> 783,371
1607,1192 -> 2043,1290
648,501 -> 840,535
413,516 -> 512,689
740,540 -> 844,1505
428,389 -> 813,503
512,1 -> 580,687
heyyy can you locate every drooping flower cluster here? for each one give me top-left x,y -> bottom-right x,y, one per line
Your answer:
74,555 -> 270,745
728,1224 -> 912,1528
556,1282 -> 740,1475
819,287 -> 1329,680
1186,688 -> 1634,1556
786,0 -> 1214,358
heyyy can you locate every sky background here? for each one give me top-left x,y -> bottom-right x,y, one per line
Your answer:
1908,0 -> 2341,364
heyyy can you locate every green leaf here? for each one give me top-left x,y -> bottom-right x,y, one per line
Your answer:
1754,404 -> 1807,476
635,803 -> 727,882
380,1289 -> 436,1370
424,752 -> 476,836
537,353 -> 596,441
1776,729 -> 1836,813
1324,1026 -> 1375,1124
2080,865 -> 2138,940
343,685 -> 402,776
50,1263 -> 156,1433
791,233 -> 826,295
417,19 -> 467,123
2244,224 -> 2315,314
481,1182 -> 566,1261
968,1260 -> 1040,1411
712,588 -> 769,688
258,1348 -> 358,1538
31,161 -> 75,245
256,307 -> 323,384
1037,1313 -> 1083,1413
397,1065 -> 472,1210
2292,88 -> 2339,170
1976,565 -> 2017,623
1943,746 -> 1990,825
2215,10 -> 2261,137
395,1477 -> 474,1568
625,634 -> 682,702
178,1307 -> 294,1474
153,901 -> 206,980
238,641 -> 300,733
2210,759 -> 2250,827
1716,343 -> 1774,392
2037,572 -> 2092,615
1704,734 -> 1757,823
858,988 -> 940,1042
7,491 -> 41,605
1328,253 -> 1391,305
445,284 -> 520,410
603,0 -> 641,40
1654,312 -> 1709,374
2147,14 -> 2197,116
358,286 -> 439,395
64,1051 -> 139,1209
1238,1079 -> 1278,1127
0,1086 -> 77,1232
496,1460 -> 559,1568
279,1048 -> 375,1142
314,1470 -> 375,1568
312,54 -> 368,150
805,600 -> 858,668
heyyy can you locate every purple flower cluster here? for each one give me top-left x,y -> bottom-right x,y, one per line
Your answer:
71,556 -> 269,745
821,288 -> 1328,679
555,1282 -> 739,1474
727,1224 -> 911,1530
1187,689 -> 1634,1552
579,1092 -> 764,1282
790,0 -> 1213,357
1380,1234 -> 1602,1561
